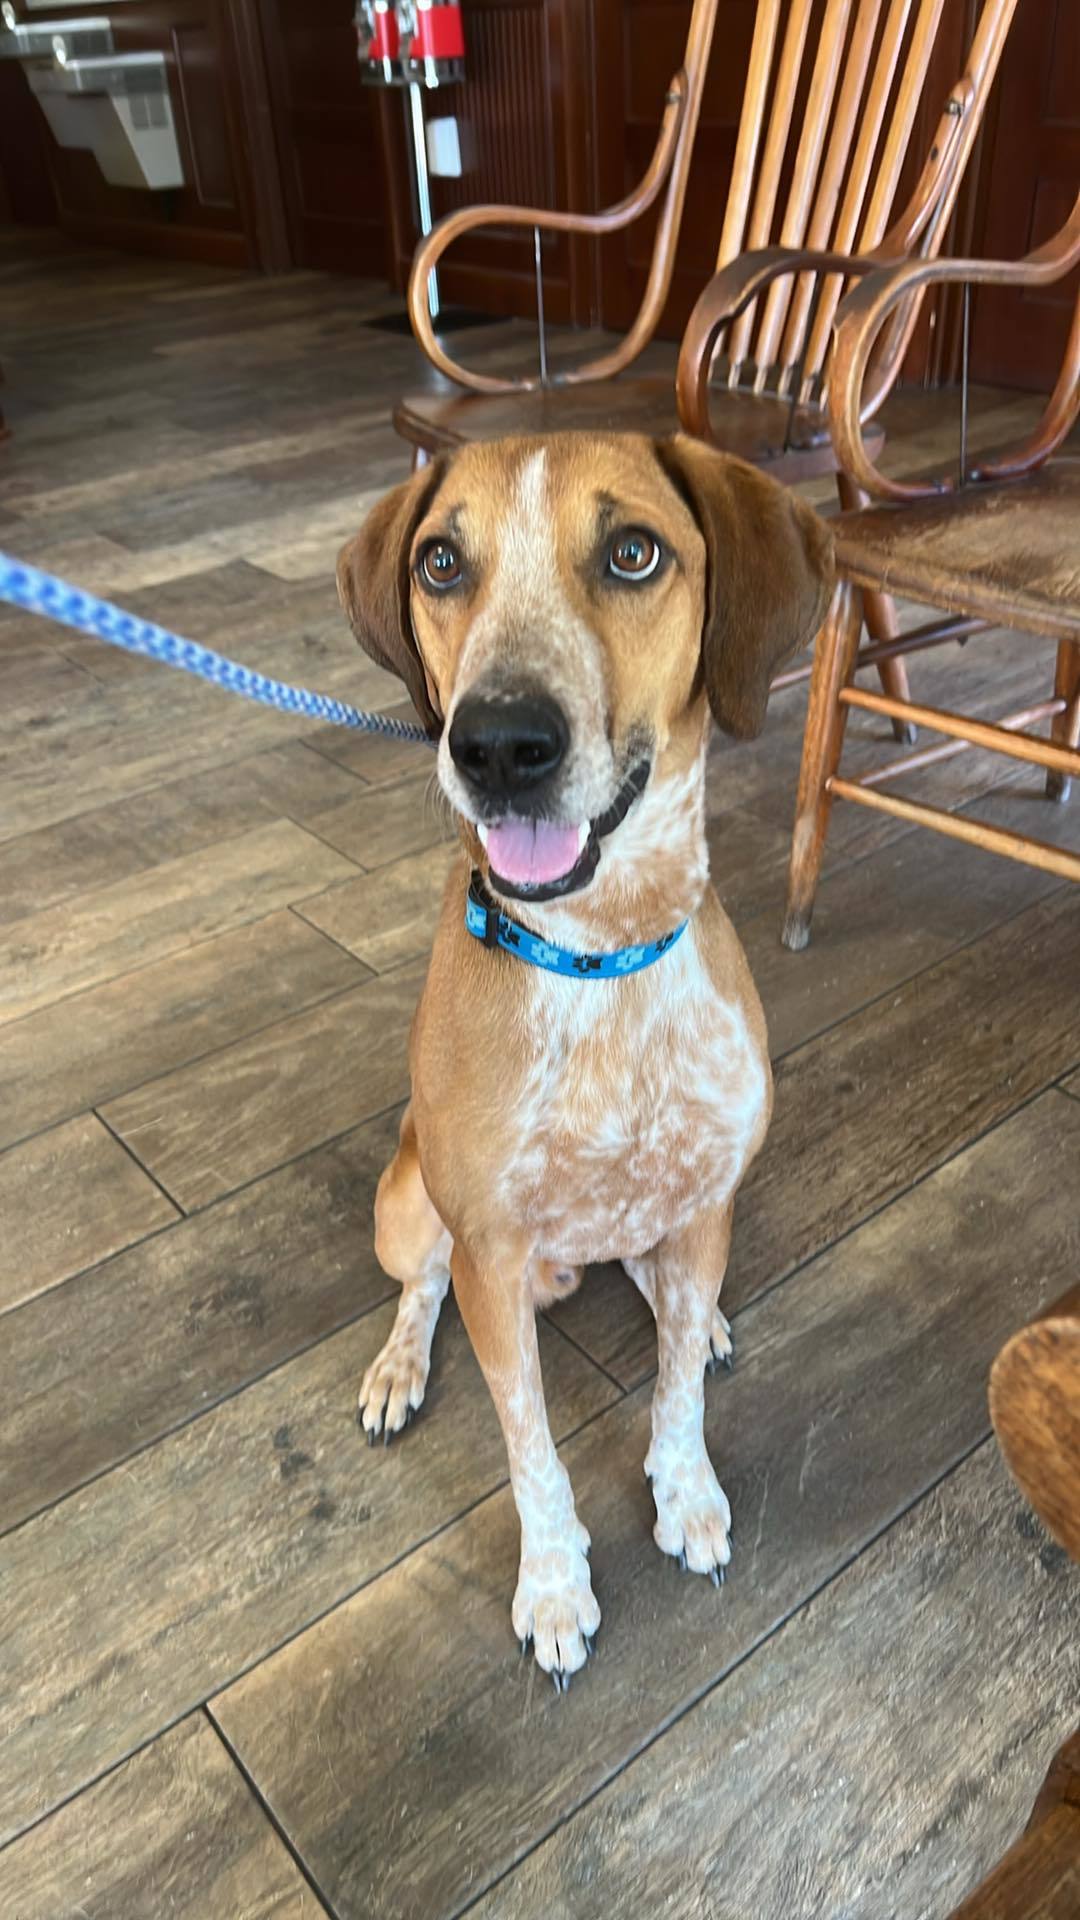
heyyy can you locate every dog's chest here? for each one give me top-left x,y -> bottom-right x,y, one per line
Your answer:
503,932 -> 767,1263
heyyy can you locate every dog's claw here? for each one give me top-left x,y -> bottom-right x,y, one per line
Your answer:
366,1426 -> 376,1447
709,1564 -> 725,1589
552,1669 -> 568,1696
584,1634 -> 595,1658
677,1549 -> 688,1572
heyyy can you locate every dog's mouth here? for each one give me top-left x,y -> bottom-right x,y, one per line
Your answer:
477,761 -> 651,902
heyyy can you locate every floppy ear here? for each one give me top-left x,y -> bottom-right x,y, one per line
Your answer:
656,435 -> 834,740
336,459 -> 446,736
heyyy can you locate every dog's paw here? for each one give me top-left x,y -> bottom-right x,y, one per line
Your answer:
512,1536 -> 600,1690
358,1330 -> 430,1443
706,1308 -> 734,1375
646,1446 -> 732,1583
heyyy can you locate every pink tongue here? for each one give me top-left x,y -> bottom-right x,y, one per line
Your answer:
486,819 -> 582,887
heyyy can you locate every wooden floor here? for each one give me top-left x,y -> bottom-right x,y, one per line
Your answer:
0,232 -> 1078,1920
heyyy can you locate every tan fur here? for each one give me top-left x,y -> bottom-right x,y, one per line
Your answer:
339,433 -> 833,1681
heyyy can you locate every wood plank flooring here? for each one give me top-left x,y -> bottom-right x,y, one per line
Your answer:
0,233 -> 1077,1920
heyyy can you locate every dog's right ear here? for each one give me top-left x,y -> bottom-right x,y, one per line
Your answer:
336,460 -> 446,736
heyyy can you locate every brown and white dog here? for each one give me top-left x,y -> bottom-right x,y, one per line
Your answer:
337,432 -> 832,1687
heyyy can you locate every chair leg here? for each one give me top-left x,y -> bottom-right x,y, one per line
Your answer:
836,470 -> 915,745
782,581 -> 863,952
861,588 -> 918,745
1047,638 -> 1080,804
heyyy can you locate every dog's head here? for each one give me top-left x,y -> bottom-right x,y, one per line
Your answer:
338,434 -> 832,901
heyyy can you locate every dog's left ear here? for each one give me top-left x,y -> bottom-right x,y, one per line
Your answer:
656,435 -> 834,740
336,459 -> 446,737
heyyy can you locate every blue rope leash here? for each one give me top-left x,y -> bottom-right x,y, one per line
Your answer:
0,551 -> 435,745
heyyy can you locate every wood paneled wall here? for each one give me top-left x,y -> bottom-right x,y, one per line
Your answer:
969,0 -> 1080,389
0,1 -> 262,266
254,0 -> 390,276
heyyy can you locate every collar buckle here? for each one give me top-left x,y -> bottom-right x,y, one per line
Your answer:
469,874 -> 502,948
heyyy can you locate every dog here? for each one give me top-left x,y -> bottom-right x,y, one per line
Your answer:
337,432 -> 832,1686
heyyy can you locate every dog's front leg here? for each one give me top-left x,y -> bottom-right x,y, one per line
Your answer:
645,1201 -> 735,1583
624,1254 -> 734,1374
360,1107 -> 452,1442
452,1240 -> 599,1687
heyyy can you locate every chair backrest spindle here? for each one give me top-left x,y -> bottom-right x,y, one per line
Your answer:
749,0 -> 855,394
793,0 -> 911,397
858,0 -> 946,253
725,0 -> 817,378
713,0 -> 1015,407
716,0 -> 783,273
775,0 -> 886,396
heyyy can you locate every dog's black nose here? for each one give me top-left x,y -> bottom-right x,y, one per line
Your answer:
448,692 -> 569,801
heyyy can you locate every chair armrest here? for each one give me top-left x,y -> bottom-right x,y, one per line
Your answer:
406,73 -> 688,395
829,191 -> 1080,500
675,246 -> 882,440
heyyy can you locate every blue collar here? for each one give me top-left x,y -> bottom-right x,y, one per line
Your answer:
466,873 -> 688,980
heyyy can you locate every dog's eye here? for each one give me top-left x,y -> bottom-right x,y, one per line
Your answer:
609,530 -> 660,582
420,540 -> 463,590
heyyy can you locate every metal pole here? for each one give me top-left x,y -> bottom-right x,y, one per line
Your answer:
534,225 -> 548,386
409,80 -> 439,323
958,281 -> 971,487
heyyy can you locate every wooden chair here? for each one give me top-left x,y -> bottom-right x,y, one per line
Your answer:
398,0 -> 1016,481
944,1292 -> 1080,1917
774,191 -> 1080,949
397,0 -> 1018,731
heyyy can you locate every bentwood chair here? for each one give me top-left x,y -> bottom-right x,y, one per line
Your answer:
773,192 -> 1080,949
396,0 -> 1019,727
944,1294 -> 1080,1915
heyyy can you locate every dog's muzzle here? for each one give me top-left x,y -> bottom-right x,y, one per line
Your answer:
480,760 -> 652,903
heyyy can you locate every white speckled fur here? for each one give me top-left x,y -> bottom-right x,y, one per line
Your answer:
502,915 -> 766,1266
645,1260 -> 734,1573
499,1357 -> 599,1674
